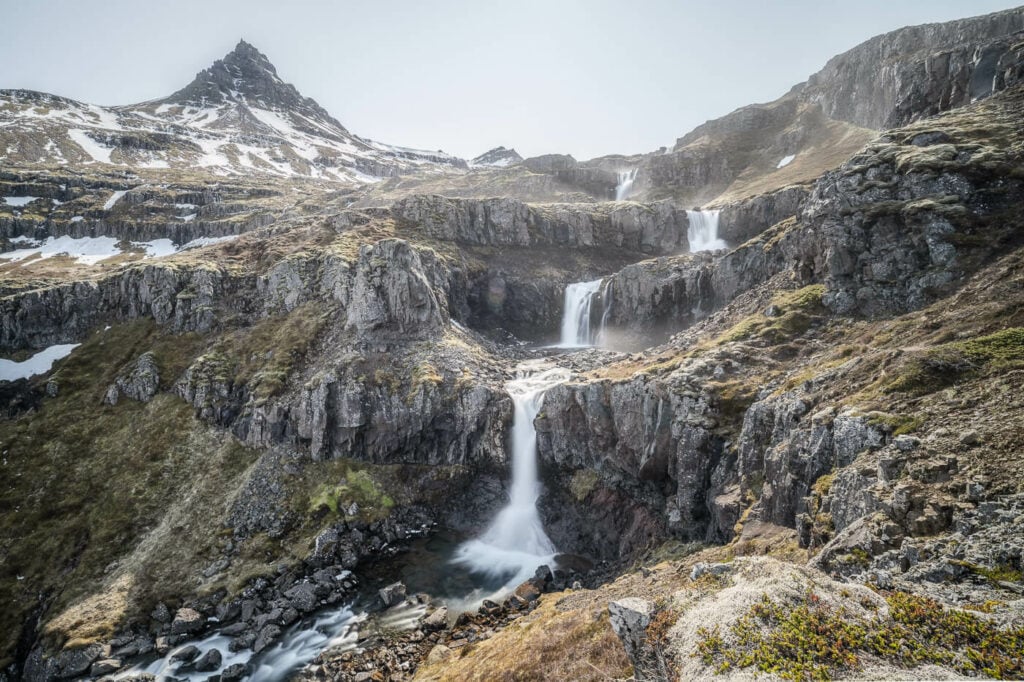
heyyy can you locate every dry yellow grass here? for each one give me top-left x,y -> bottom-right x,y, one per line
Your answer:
414,595 -> 632,682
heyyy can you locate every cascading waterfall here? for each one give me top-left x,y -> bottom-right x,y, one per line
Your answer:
686,209 -> 728,252
597,279 -> 613,345
615,168 -> 638,201
454,361 -> 570,591
559,279 -> 603,347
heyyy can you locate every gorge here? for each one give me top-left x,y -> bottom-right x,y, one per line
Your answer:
2,4 -> 1024,682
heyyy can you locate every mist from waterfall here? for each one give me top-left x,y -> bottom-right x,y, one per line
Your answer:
559,279 -> 603,347
686,209 -> 728,252
615,168 -> 638,201
454,361 -> 569,591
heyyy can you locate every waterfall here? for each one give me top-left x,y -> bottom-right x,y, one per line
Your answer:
597,279 -> 613,345
615,168 -> 638,201
559,279 -> 603,347
686,209 -> 728,252
454,361 -> 570,589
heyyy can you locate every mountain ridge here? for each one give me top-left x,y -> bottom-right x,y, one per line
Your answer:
0,40 -> 467,181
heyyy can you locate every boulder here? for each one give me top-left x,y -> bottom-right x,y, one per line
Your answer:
193,648 -> 222,672
170,607 -> 204,635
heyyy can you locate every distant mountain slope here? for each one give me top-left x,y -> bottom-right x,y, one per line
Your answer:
0,41 -> 467,182
638,5 -> 1024,206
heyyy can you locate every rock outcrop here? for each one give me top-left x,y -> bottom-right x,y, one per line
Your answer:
103,352 -> 160,405
392,195 -> 690,253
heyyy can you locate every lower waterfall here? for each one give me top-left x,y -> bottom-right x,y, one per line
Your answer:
454,361 -> 570,591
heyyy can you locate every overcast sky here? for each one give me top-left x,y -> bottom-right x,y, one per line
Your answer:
1,1 -> 1020,159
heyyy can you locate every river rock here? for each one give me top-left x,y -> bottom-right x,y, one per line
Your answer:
170,608 -> 204,635
169,645 -> 200,663
193,648 -> 222,672
378,581 -> 407,608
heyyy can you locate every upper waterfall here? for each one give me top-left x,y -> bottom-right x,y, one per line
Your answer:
615,168 -> 638,201
686,209 -> 728,252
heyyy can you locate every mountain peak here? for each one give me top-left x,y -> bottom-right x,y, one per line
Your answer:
163,40 -> 344,130
222,39 -> 279,78
470,146 -> 523,168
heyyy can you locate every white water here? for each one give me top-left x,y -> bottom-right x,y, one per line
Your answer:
615,168 -> 638,201
686,209 -> 728,252
454,361 -> 570,593
120,602 -> 442,682
558,279 -> 603,347
598,279 -> 613,344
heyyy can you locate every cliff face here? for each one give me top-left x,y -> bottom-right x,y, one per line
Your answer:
803,7 -> 1024,130
630,6 -> 1024,208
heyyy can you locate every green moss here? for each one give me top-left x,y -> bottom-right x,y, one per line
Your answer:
866,412 -> 924,436
216,303 -> 328,399
694,591 -> 1024,681
308,466 -> 395,521
953,560 -> 1024,585
0,320 -> 258,657
884,328 -> 1024,396
569,469 -> 600,502
717,285 -> 825,346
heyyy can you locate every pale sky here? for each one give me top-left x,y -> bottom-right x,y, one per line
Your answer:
0,1 -> 1020,160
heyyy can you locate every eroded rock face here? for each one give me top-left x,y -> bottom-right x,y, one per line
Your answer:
346,239 -> 448,338
537,367 -> 725,549
601,237 -> 787,345
716,185 -> 808,245
392,195 -> 689,254
103,351 -> 160,405
0,263 -> 240,350
288,368 -> 510,465
804,8 -> 1024,129
735,390 -> 888,529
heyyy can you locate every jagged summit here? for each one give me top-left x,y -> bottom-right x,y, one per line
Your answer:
163,40 -> 346,131
470,146 -> 523,168
0,39 -> 467,180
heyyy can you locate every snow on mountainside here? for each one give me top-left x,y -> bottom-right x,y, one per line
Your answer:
0,40 -> 467,182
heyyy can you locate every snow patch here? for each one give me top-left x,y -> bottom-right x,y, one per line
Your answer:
777,154 -> 796,169
103,190 -> 127,211
2,196 -> 38,207
68,129 -> 115,164
0,235 -> 122,265
0,344 -> 80,381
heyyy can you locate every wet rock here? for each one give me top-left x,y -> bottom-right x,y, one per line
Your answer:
253,625 -> 281,653
423,606 -> 449,631
378,581 -> 407,608
514,581 -> 541,603
220,663 -> 249,682
194,648 -> 222,672
90,658 -> 123,676
170,645 -> 200,663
